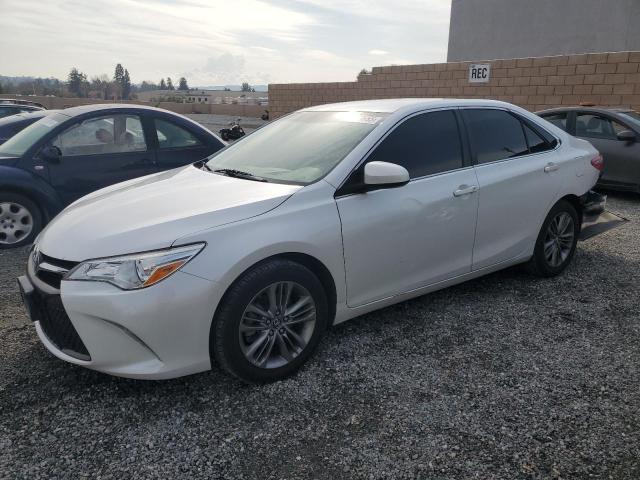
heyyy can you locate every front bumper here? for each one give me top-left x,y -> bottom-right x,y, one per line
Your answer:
19,251 -> 222,379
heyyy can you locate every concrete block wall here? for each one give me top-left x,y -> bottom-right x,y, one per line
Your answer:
268,51 -> 640,118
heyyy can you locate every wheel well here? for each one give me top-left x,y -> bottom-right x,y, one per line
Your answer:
218,253 -> 338,328
559,194 -> 583,225
271,253 -> 337,328
0,187 -> 48,222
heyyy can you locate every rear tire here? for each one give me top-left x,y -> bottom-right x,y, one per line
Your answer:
525,200 -> 579,277
211,259 -> 328,384
0,193 -> 42,249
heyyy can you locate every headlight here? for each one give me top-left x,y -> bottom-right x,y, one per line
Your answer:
65,243 -> 205,290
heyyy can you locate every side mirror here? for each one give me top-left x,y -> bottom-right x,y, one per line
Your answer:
364,161 -> 410,187
617,130 -> 637,142
40,145 -> 62,163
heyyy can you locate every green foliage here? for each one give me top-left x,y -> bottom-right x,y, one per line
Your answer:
178,77 -> 189,90
67,67 -> 88,97
159,78 -> 167,90
166,77 -> 175,90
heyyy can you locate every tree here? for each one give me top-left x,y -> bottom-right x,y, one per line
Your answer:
178,77 -> 189,90
67,67 -> 87,97
114,64 -> 124,84
241,82 -> 252,92
166,77 -> 174,90
122,69 -> 131,99
159,78 -> 166,90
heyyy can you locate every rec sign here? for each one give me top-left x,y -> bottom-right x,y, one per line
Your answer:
469,64 -> 491,83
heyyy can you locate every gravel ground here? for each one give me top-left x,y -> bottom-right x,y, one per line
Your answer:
1,193 -> 639,480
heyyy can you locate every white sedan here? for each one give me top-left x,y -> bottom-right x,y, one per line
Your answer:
18,99 -> 602,383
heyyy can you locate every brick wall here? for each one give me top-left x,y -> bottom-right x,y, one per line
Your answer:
268,51 -> 640,118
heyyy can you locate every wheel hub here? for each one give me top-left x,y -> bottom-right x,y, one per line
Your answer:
239,281 -> 317,369
543,212 -> 574,268
0,202 -> 34,245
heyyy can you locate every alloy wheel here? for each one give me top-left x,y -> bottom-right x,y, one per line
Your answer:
0,202 -> 33,245
239,281 -> 317,369
543,211 -> 574,268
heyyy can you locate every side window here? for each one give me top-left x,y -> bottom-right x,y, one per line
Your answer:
462,109 -> 529,164
576,113 -> 625,140
367,110 -> 463,179
523,124 -> 557,153
155,119 -> 202,149
53,114 -> 147,156
542,112 -> 568,131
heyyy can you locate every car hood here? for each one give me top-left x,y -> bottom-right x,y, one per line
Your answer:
38,166 -> 301,260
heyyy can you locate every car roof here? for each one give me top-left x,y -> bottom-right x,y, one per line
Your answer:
537,106 -> 637,115
59,103 -> 182,117
302,98 -> 518,114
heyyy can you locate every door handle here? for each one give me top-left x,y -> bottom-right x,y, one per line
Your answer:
453,185 -> 478,197
544,162 -> 559,173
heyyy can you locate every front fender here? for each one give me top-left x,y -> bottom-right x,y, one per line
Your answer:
0,165 -> 64,221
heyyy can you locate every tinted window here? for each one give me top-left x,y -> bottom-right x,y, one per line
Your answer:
542,112 -> 568,131
524,124 -> 551,153
155,119 -> 202,148
575,113 -> 626,140
463,109 -> 528,164
367,110 -> 463,178
53,114 -> 147,156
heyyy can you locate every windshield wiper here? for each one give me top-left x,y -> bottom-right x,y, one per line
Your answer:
213,168 -> 268,182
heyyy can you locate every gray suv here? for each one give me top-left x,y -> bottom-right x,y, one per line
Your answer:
538,107 -> 640,193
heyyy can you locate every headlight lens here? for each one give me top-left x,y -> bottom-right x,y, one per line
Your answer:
65,243 -> 205,290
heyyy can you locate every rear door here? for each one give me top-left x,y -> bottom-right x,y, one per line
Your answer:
336,109 -> 478,306
462,108 -> 562,270
574,112 -> 638,187
151,116 -> 220,170
47,113 -> 157,204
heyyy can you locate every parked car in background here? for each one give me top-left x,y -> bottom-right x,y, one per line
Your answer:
0,104 -> 225,247
0,110 -> 54,145
18,99 -> 601,383
538,106 -> 640,192
0,99 -> 45,119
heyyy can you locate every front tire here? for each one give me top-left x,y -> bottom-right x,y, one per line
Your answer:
211,259 -> 328,383
0,193 -> 42,249
525,200 -> 579,277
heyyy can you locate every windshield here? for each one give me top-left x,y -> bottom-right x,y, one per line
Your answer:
205,111 -> 386,185
618,111 -> 640,126
0,113 -> 67,157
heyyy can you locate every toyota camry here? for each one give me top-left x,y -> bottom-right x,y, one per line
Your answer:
18,99 -> 602,383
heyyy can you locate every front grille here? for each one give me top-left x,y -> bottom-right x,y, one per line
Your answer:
35,254 -> 79,290
33,290 -> 90,361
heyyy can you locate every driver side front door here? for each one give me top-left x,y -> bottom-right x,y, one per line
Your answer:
335,109 -> 478,307
46,113 -> 158,205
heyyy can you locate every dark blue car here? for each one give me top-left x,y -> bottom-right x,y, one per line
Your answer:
0,104 -> 225,248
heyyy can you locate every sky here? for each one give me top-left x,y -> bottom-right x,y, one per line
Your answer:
0,0 -> 452,87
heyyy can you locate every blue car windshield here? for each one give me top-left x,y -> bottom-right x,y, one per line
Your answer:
205,111 -> 387,185
0,113 -> 67,157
